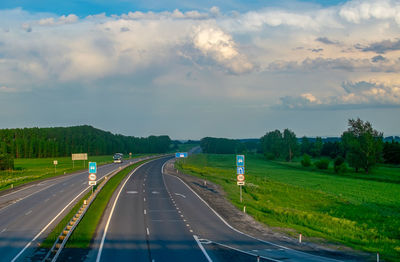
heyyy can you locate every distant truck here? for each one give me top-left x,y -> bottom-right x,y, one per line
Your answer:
113,153 -> 123,163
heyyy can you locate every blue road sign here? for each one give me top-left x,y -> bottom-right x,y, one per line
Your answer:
175,152 -> 188,158
236,155 -> 245,166
89,162 -> 97,174
237,167 -> 245,175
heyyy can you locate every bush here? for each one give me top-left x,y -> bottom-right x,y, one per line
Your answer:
301,154 -> 312,167
265,153 -> 275,160
314,158 -> 330,170
334,156 -> 347,173
0,154 -> 14,170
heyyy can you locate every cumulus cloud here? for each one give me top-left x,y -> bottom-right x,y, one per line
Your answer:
339,0 -> 400,24
193,26 -> 253,74
37,14 -> 78,26
280,81 -> 400,109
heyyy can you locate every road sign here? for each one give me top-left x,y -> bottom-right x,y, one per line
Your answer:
72,153 -> 87,161
89,162 -> 97,174
53,160 -> 58,165
237,167 -> 245,175
237,174 -> 245,181
236,155 -> 245,166
89,174 -> 97,181
175,152 -> 188,158
237,181 -> 245,186
89,181 -> 96,186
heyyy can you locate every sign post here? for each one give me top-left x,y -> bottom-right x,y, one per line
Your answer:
236,155 -> 245,203
88,162 -> 97,194
129,152 -> 132,159
72,153 -> 88,168
53,160 -> 58,174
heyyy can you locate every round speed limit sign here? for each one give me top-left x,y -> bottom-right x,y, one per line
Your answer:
89,174 -> 97,181
237,174 -> 245,182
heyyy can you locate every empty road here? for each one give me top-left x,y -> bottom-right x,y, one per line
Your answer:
0,156 -> 154,262
92,157 -> 343,262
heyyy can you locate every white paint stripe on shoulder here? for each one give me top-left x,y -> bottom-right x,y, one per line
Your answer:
10,184 -> 91,262
193,235 -> 213,262
164,167 -> 343,262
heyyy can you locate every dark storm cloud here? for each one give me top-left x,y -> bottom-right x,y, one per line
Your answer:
315,37 -> 338,45
358,39 -> 400,54
371,55 -> 386,63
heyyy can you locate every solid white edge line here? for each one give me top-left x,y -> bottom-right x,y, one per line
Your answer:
209,240 -> 282,262
163,160 -> 343,262
10,185 -> 91,262
96,159 -> 160,262
193,235 -> 213,262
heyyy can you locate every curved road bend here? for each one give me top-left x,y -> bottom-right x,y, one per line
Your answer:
0,156 -> 151,262
92,157 -> 343,262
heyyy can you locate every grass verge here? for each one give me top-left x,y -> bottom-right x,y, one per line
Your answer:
176,154 -> 400,261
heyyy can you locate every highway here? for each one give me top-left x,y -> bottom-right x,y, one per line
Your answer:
0,156 -> 151,262
92,157 -> 344,262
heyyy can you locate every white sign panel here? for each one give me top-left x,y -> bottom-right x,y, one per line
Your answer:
89,181 -> 97,186
72,153 -> 88,161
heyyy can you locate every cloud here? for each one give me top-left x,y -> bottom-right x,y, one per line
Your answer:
0,86 -> 17,93
371,55 -> 387,63
37,14 -> 78,26
316,37 -> 338,45
358,39 -> 400,54
192,26 -> 253,74
279,81 -> 400,109
339,0 -> 400,24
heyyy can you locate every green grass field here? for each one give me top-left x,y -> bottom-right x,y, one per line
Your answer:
176,154 -> 400,261
0,155 -> 143,192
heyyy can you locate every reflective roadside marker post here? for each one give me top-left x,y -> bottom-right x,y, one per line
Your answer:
53,160 -> 58,174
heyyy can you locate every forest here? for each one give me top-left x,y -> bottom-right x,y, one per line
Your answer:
0,125 -> 171,161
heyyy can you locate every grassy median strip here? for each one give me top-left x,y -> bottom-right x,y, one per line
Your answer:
41,189 -> 94,249
176,154 -> 400,261
64,160 -> 148,249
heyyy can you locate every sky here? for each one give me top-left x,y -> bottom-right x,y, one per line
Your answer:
0,0 -> 400,139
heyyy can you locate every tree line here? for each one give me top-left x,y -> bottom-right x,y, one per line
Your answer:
0,125 -> 171,167
261,118 -> 399,173
200,137 -> 259,154
199,118 -> 399,174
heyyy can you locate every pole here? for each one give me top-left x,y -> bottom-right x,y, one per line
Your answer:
240,185 -> 242,203
54,165 -> 56,174
92,185 -> 94,195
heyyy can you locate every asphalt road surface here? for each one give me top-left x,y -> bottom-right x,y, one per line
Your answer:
93,157 -> 344,262
0,156 -> 152,262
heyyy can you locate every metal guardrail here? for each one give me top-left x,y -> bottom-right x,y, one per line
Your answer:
42,155 -> 162,262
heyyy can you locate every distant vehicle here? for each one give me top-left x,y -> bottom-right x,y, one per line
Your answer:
113,153 -> 123,163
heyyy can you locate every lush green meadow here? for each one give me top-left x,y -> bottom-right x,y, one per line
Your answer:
176,154 -> 400,261
0,155 -> 114,192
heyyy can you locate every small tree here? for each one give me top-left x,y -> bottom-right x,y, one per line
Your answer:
0,154 -> 14,170
301,154 -> 312,167
314,158 -> 330,170
334,156 -> 347,173
342,118 -> 383,173
282,129 -> 298,162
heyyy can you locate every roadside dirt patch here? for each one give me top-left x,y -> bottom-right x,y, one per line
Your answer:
165,159 -> 373,261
